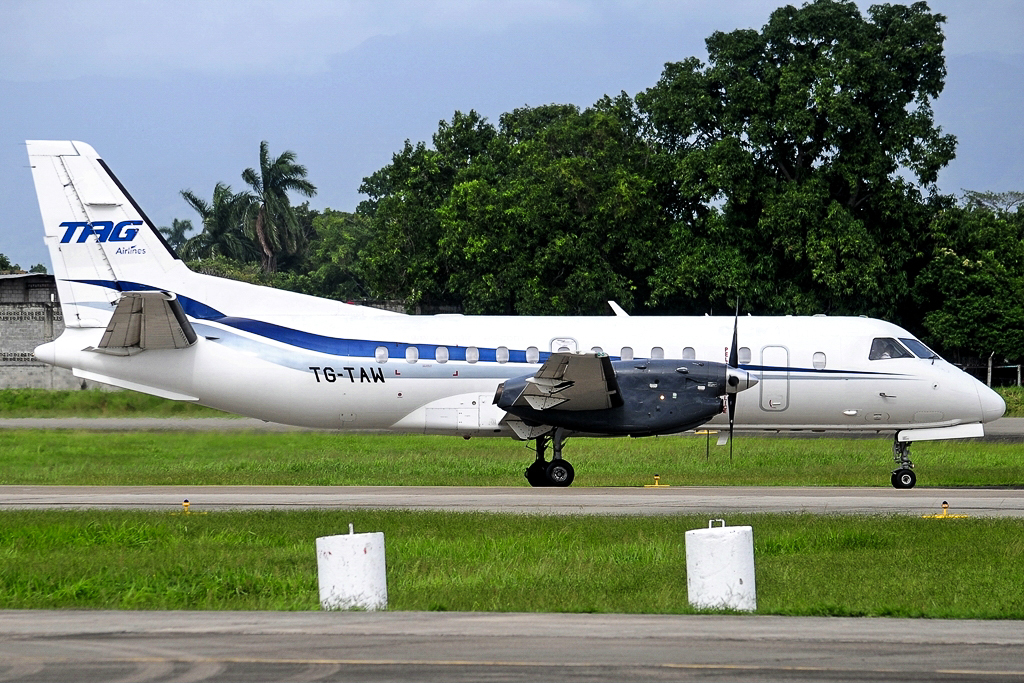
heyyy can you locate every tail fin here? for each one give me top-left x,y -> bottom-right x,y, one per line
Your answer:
26,140 -> 184,327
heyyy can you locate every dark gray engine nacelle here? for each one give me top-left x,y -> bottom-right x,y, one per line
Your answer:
494,359 -> 733,437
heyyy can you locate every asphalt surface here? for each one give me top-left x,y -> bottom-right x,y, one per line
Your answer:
1,611 -> 1022,683
2,484 -> 1023,516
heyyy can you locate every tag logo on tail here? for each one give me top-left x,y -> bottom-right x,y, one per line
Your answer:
59,221 -> 142,243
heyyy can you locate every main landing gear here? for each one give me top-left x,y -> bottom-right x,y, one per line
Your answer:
525,427 -> 575,487
891,437 -> 917,489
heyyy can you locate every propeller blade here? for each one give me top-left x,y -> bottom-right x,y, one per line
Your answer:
728,392 -> 736,462
728,299 -> 739,462
728,302 -> 739,367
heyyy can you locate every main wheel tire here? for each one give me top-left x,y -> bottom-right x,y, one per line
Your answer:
525,461 -> 549,487
891,468 -> 916,489
546,459 -> 575,487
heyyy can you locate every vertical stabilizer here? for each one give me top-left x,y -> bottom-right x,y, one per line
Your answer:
26,140 -> 182,328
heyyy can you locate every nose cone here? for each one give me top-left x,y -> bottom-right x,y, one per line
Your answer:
33,341 -> 56,365
977,384 -> 1006,423
726,367 -> 759,393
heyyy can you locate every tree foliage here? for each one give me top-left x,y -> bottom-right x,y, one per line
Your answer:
164,1 -> 1024,365
638,0 -> 954,317
359,103 -> 664,314
158,218 -> 195,253
355,0 -> 957,320
914,200 -> 1024,362
242,141 -> 317,274
180,183 -> 259,263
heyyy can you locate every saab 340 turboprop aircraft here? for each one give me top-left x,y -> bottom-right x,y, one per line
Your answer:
26,140 -> 1006,488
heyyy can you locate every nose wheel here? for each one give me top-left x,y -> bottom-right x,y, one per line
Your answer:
524,428 -> 575,487
891,437 -> 916,489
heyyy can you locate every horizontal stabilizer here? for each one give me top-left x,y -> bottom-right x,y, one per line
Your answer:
94,291 -> 197,354
73,368 -> 199,401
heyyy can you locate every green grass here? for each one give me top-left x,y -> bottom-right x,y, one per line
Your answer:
0,388 -> 230,417
0,430 -> 1022,487
999,386 -> 1024,417
0,509 -> 1021,617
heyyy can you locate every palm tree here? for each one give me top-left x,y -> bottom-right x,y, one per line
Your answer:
241,141 -> 317,273
158,218 -> 195,252
180,183 -> 259,263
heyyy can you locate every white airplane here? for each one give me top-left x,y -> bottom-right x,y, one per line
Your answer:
26,140 -> 1005,488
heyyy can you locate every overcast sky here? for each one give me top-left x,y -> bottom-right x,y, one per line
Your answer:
2,0 -> 1023,267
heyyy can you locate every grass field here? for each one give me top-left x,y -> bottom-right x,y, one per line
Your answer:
2,386 -> 1024,417
0,388 -> 230,418
2,389 -> 1021,619
1,429 -> 1023,487
1,509 -> 1021,617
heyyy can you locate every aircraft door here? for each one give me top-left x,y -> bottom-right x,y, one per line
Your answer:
760,346 -> 790,411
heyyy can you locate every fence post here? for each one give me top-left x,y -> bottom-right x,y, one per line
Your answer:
987,352 -> 994,387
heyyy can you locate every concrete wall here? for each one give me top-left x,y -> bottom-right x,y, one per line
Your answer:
0,274 -> 109,390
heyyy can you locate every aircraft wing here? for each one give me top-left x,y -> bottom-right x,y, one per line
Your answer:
91,291 -> 197,355
513,352 -> 624,411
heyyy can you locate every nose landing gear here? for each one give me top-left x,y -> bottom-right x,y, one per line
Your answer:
524,428 -> 575,487
891,437 -> 916,489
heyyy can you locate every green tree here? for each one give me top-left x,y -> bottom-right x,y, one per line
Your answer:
358,110 -> 495,307
913,199 -> 1024,362
0,254 -> 19,272
28,264 -> 47,274
637,0 -> 955,317
158,218 -> 195,253
275,209 -> 372,300
358,105 -> 663,314
242,141 -> 317,274
180,183 -> 258,263
438,100 -> 663,314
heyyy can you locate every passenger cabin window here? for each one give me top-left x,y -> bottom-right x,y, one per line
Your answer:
869,338 -> 913,360
681,347 -> 695,360
405,346 -> 419,363
496,346 -> 510,364
738,347 -> 751,364
466,346 -> 479,364
435,346 -> 449,363
621,346 -> 634,361
526,346 -> 540,364
812,351 -> 826,370
374,346 -> 389,363
651,346 -> 664,359
899,337 -> 941,360
557,345 -> 571,353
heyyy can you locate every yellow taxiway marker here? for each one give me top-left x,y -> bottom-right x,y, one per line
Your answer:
644,474 -> 670,488
922,501 -> 968,519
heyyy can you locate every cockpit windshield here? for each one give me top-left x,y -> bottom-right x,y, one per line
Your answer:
868,338 -> 914,360
899,337 -> 941,360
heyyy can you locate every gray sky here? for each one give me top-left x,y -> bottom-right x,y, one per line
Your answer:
2,0 -> 1023,268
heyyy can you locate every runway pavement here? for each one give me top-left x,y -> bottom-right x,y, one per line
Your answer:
0,610 -> 1022,682
2,484 -> 1023,516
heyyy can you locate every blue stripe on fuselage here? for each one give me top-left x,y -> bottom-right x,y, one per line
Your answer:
68,278 -> 908,376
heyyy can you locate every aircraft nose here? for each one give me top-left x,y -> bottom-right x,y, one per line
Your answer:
977,383 -> 1006,423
